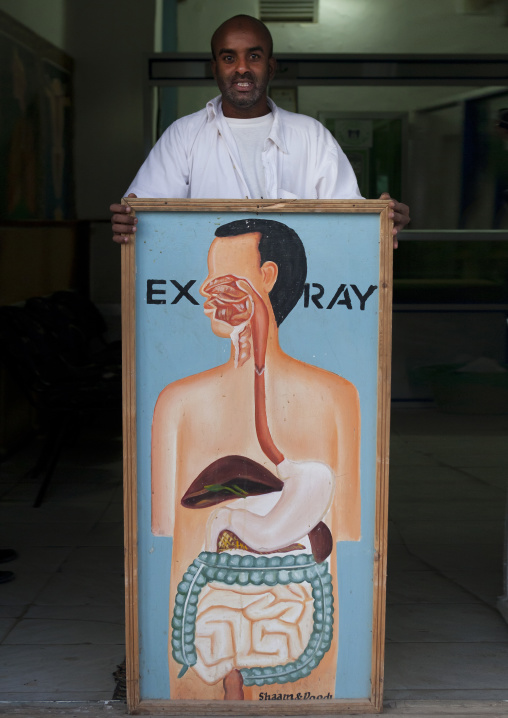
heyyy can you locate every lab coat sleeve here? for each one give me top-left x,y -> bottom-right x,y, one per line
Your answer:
125,119 -> 191,198
315,133 -> 364,200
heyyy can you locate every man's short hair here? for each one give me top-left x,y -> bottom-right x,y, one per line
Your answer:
211,15 -> 274,60
214,218 -> 307,326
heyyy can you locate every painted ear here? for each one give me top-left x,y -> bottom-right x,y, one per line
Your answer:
261,261 -> 278,292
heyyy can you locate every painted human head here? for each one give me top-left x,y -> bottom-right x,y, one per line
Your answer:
212,219 -> 308,326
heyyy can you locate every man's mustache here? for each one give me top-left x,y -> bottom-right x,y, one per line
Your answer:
231,73 -> 255,83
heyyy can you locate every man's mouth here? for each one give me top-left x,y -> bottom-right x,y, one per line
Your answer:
232,77 -> 254,91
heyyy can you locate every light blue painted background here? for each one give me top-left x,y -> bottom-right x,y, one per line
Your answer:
135,211 -> 381,700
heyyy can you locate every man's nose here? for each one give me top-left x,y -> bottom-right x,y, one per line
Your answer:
235,54 -> 251,74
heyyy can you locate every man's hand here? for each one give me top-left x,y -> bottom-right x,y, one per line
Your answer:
110,193 -> 138,243
379,192 -> 410,249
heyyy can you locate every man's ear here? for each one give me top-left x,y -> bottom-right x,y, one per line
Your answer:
261,261 -> 278,292
211,59 -> 217,80
268,57 -> 277,81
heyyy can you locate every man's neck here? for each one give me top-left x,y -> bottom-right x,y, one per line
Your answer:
221,97 -> 272,120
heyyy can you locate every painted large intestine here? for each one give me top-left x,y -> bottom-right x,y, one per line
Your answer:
197,274 -> 335,559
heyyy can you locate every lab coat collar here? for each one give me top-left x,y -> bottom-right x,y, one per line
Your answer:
206,96 -> 288,154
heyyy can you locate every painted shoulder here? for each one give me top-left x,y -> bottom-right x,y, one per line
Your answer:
281,353 -> 359,400
153,364 -> 230,414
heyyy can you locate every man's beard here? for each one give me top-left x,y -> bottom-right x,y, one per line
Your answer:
219,72 -> 269,109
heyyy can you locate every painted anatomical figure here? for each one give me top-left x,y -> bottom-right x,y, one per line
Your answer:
151,219 -> 361,701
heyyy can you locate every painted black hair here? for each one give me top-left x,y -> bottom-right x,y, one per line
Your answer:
214,218 -> 307,326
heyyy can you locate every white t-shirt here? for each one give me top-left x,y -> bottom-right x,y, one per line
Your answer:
127,96 -> 362,201
225,113 -> 274,199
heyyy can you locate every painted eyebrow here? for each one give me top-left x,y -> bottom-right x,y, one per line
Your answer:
218,45 -> 265,56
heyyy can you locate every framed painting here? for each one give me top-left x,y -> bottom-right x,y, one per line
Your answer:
121,199 -> 393,715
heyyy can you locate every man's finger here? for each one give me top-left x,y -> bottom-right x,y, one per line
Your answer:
112,222 -> 137,234
394,213 -> 410,230
111,212 -> 137,224
111,213 -> 137,225
110,194 -> 137,213
110,203 -> 131,214
378,193 -> 407,246
111,194 -> 137,244
113,234 -> 130,245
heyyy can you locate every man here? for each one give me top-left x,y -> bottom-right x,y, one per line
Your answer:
110,14 -> 410,244
151,219 -> 360,700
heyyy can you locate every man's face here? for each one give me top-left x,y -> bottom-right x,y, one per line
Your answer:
211,20 -> 276,118
200,232 -> 265,337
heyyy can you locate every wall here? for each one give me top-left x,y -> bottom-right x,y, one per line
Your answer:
70,2 -> 154,309
175,0 -> 508,118
66,1 -> 156,304
0,0 -> 156,219
0,0 -> 66,48
65,0 -> 156,220
177,0 -> 508,53
0,1 -> 157,305
177,0 -> 257,50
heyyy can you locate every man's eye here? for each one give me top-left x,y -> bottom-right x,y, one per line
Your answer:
223,55 -> 234,62
250,54 -> 260,60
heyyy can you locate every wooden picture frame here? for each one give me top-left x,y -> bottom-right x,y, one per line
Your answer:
121,199 -> 393,715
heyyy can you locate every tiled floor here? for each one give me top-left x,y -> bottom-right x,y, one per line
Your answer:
0,407 -> 507,706
0,417 -> 125,702
385,408 -> 508,701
